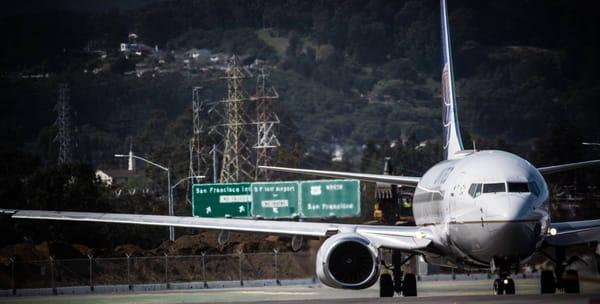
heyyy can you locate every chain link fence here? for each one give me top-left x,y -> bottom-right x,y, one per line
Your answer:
0,251 -> 316,294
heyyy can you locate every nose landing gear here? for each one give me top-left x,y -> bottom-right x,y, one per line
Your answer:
493,277 -> 515,295
490,258 -> 516,295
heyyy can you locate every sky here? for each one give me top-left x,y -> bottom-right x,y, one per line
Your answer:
0,0 -> 162,17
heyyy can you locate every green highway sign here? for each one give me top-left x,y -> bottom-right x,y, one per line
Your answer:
300,180 -> 361,218
251,181 -> 299,218
192,183 -> 251,217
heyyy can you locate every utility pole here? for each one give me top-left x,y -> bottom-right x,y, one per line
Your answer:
252,68 -> 280,180
219,55 -> 255,182
55,83 -> 72,164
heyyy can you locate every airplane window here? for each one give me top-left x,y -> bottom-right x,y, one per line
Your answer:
483,183 -> 506,193
528,182 -> 540,196
468,183 -> 482,198
468,184 -> 477,197
508,182 -> 529,193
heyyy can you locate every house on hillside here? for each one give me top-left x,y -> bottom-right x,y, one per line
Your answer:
95,169 -> 141,186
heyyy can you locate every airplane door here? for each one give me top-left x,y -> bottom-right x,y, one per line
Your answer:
449,185 -> 457,222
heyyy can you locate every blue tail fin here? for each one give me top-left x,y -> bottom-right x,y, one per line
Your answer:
440,0 -> 464,159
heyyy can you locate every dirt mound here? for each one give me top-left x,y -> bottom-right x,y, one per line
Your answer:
0,241 -> 87,262
114,244 -> 148,257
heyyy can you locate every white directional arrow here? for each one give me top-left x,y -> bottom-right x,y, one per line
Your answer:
206,206 -> 212,214
238,205 -> 246,213
273,207 -> 279,214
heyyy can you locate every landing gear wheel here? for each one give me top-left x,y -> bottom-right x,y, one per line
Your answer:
505,278 -> 515,294
540,270 -> 556,294
493,279 -> 505,295
379,273 -> 394,297
402,273 -> 417,297
563,270 -> 580,294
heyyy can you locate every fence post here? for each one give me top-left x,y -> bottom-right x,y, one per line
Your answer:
201,251 -> 208,288
164,253 -> 170,289
237,249 -> 243,286
88,254 -> 94,292
273,249 -> 280,286
10,257 -> 15,295
126,253 -> 132,291
49,256 -> 57,295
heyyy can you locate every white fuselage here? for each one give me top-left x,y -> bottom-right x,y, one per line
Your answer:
412,150 -> 550,269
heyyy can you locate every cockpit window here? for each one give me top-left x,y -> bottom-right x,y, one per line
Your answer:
508,182 -> 529,193
483,183 -> 506,193
468,183 -> 482,198
528,181 -> 540,196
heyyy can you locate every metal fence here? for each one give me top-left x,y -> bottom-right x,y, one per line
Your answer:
0,251 -> 317,294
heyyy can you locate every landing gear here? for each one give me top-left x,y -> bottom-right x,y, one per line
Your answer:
379,250 -> 418,298
540,247 -> 581,294
493,279 -> 504,295
379,273 -> 394,297
540,270 -> 556,294
505,278 -> 515,294
490,258 -> 516,295
402,273 -> 417,297
563,269 -> 580,294
493,277 -> 515,295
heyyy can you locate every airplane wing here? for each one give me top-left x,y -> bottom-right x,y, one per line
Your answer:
259,166 -> 421,187
537,159 -> 600,175
1,209 -> 432,251
545,219 -> 600,246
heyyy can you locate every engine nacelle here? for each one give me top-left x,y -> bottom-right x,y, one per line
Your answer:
316,233 -> 379,289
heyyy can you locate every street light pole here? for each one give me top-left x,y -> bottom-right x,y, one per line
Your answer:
115,153 -> 175,241
167,168 -> 174,241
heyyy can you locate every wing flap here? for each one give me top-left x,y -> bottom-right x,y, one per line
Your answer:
545,219 -> 600,246
259,166 -> 420,187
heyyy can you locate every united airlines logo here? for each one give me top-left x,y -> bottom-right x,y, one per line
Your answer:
442,64 -> 452,150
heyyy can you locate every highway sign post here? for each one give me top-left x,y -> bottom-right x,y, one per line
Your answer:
251,181 -> 300,218
300,180 -> 361,218
192,183 -> 251,217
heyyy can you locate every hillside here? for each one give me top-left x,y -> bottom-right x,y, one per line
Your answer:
1,0 -> 600,249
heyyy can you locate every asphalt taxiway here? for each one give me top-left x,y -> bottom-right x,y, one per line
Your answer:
2,277 -> 599,304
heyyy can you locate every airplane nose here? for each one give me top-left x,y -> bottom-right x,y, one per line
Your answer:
450,193 -> 542,263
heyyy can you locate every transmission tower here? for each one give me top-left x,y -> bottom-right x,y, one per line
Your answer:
253,68 -> 280,180
55,83 -> 72,164
186,87 -> 212,202
189,87 -> 212,178
219,55 -> 255,182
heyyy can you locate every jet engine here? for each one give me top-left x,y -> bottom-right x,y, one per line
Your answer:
316,233 -> 379,289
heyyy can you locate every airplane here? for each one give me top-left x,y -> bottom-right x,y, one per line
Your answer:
3,0 -> 600,298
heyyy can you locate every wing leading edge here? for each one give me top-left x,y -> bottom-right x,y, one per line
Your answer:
545,219 -> 600,246
259,166 -> 421,187
537,159 -> 600,175
3,209 -> 431,251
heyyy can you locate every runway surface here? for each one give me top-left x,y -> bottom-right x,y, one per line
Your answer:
2,277 -> 600,304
